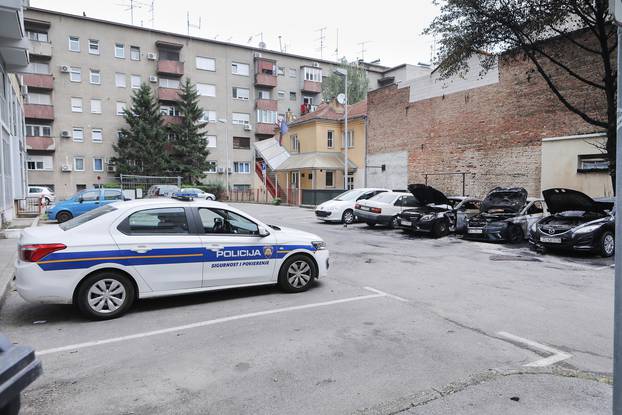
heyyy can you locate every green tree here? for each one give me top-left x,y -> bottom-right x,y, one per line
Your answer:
168,78 -> 211,183
425,0 -> 616,186
321,59 -> 369,104
112,83 -> 169,175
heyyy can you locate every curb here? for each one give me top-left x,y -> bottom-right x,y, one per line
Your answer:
0,250 -> 16,310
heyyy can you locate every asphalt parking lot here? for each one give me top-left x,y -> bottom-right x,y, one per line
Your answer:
0,203 -> 615,414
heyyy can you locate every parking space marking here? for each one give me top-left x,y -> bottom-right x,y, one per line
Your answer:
37,293 -> 386,356
363,286 -> 409,302
497,331 -> 572,367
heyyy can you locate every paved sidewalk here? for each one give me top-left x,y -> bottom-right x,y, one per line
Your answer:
0,238 -> 17,307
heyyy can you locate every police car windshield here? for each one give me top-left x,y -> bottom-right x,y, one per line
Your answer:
59,205 -> 117,231
334,190 -> 364,201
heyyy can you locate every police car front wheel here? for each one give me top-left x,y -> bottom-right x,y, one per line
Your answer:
76,271 -> 135,320
278,255 -> 317,293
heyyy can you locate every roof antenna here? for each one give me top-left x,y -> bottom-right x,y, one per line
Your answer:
357,40 -> 371,61
315,26 -> 326,58
187,11 -> 201,36
335,28 -> 339,60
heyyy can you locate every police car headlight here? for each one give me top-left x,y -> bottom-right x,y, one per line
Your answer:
312,241 -> 327,250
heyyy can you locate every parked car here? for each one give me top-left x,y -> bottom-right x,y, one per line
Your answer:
315,188 -> 389,224
181,187 -> 216,201
27,185 -> 55,205
529,188 -> 614,257
354,192 -> 420,228
47,188 -> 125,223
147,185 -> 180,198
17,198 -> 329,319
464,187 -> 546,243
397,184 -> 481,237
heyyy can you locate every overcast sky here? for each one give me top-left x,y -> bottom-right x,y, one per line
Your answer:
30,0 -> 439,67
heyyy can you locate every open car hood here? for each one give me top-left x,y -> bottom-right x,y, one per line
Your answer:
543,188 -> 613,214
480,187 -> 528,214
407,184 -> 450,206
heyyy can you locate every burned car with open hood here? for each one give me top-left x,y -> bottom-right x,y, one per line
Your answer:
397,184 -> 481,237
464,187 -> 546,243
529,188 -> 614,257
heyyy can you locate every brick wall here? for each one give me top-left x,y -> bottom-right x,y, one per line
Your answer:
367,33 -> 608,198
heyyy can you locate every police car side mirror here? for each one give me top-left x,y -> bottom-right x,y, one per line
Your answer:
258,226 -> 270,237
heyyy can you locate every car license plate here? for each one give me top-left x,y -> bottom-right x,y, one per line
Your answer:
541,236 -> 562,244
400,220 -> 412,226
468,229 -> 483,234
360,206 -> 370,211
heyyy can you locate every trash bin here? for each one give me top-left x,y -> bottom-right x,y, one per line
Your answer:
0,335 -> 42,415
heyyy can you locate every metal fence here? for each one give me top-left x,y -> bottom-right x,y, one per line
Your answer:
301,189 -> 346,206
118,174 -> 182,199
16,197 -> 43,217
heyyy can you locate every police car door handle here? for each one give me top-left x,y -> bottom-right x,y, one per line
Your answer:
207,244 -> 224,252
131,246 -> 151,254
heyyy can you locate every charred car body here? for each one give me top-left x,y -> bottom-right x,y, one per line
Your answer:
529,188 -> 614,257
397,184 -> 481,237
464,187 -> 546,243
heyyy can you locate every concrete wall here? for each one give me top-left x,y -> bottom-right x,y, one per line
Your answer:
366,151 -> 408,190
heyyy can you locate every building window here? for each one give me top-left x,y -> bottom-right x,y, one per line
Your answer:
74,157 -> 85,171
159,78 -> 180,89
25,62 -> 49,74
117,130 -> 125,140
71,97 -> 83,113
72,127 -> 84,142
325,170 -> 335,187
88,39 -> 100,55
289,92 -> 296,101
257,90 -> 270,99
90,99 -> 102,114
114,43 -> 125,58
327,130 -> 334,148
115,72 -> 126,88
69,66 -> 81,82
27,30 -> 48,42
197,83 -> 216,97
232,87 -> 250,100
160,105 -> 179,116
290,135 -> 300,153
131,75 -> 141,89
288,68 -> 297,78
233,161 -> 250,173
277,66 -> 285,76
347,176 -> 354,190
201,110 -> 217,123
27,93 -> 51,105
116,102 -> 126,116
205,161 -> 217,173
578,154 -> 609,172
342,130 -> 354,148
277,90 -> 285,99
256,109 -> 277,124
93,158 -> 104,172
89,69 -> 101,85
130,46 -> 140,61
69,36 -> 80,52
303,67 -> 322,82
232,136 -> 250,149
92,128 -> 103,143
196,56 -> 215,71
27,155 -> 52,171
232,112 -> 250,125
206,135 -> 217,148
26,124 -> 52,137
231,62 -> 249,76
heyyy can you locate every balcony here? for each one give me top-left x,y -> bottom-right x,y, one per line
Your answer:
158,87 -> 181,102
255,99 -> 277,111
23,73 -> 53,90
162,115 -> 182,125
157,60 -> 184,77
255,73 -> 277,88
255,123 -> 276,136
24,104 -> 54,121
26,136 -> 55,152
301,80 -> 321,94
28,41 -> 52,59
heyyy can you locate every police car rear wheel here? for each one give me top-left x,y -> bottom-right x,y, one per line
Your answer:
77,272 -> 135,320
278,255 -> 316,293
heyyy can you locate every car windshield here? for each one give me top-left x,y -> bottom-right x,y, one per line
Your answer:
59,205 -> 117,231
334,190 -> 365,201
370,193 -> 399,204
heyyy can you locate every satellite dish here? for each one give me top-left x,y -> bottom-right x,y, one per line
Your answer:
337,93 -> 346,105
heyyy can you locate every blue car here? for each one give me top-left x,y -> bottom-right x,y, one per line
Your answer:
47,188 -> 125,223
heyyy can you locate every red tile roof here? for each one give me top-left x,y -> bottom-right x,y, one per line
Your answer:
290,99 -> 367,125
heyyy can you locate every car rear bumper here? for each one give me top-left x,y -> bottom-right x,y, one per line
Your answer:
15,260 -> 76,304
355,210 -> 393,225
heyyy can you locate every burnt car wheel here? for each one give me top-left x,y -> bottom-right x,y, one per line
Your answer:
507,225 -> 524,244
599,231 -> 615,257
432,220 -> 450,238
342,209 -> 355,224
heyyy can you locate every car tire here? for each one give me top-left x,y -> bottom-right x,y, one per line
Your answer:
278,255 -> 317,293
56,211 -> 73,223
206,196 -> 215,201
432,220 -> 450,238
599,231 -> 615,257
388,216 -> 399,229
342,209 -> 355,224
507,225 -> 524,244
76,271 -> 135,320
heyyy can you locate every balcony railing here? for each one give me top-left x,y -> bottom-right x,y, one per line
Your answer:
158,87 -> 181,101
26,136 -> 55,151
255,73 -> 277,88
162,115 -> 182,125
23,73 -> 53,90
24,104 -> 54,120
255,123 -> 276,136
255,99 -> 277,111
28,41 -> 52,58
157,60 -> 184,77
301,80 -> 321,93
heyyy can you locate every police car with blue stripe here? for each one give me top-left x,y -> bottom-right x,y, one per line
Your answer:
15,194 -> 329,319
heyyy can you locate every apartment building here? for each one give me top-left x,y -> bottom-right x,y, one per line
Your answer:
22,7 -> 390,199
0,0 -> 29,224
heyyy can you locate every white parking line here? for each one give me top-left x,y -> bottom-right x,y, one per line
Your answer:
37,293 -> 386,356
363,286 -> 409,302
497,331 -> 572,367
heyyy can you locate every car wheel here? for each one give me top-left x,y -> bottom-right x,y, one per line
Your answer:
507,225 -> 524,244
342,209 -> 355,224
432,220 -> 450,238
388,216 -> 399,229
278,255 -> 317,293
599,231 -> 615,257
76,271 -> 135,320
56,211 -> 73,223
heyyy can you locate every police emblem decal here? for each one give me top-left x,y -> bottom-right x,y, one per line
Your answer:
263,246 -> 274,257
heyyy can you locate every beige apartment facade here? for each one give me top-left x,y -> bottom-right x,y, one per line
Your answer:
21,7 -> 387,199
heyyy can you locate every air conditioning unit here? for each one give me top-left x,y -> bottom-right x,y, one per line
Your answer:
253,52 -> 262,58
59,65 -> 70,73
244,124 -> 252,131
147,52 -> 157,60
60,130 -> 71,138
149,75 -> 158,83
106,164 -> 116,173
312,62 -> 320,68
216,167 -> 225,174
61,164 -> 72,172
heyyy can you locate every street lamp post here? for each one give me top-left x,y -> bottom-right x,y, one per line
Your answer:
218,118 -> 230,199
333,67 -> 349,190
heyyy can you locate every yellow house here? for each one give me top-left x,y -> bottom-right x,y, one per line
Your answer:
274,99 -> 367,198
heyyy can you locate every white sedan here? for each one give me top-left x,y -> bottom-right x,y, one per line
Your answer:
15,199 -> 329,320
315,188 -> 389,224
354,192 -> 421,228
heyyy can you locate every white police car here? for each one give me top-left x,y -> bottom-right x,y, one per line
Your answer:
15,196 -> 329,320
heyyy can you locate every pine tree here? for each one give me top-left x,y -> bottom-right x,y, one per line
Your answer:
112,83 -> 169,176
321,58 -> 369,104
168,78 -> 211,183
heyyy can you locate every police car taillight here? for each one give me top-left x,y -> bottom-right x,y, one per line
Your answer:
19,243 -> 66,262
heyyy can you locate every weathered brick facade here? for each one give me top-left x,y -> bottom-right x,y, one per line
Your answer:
367,35 -> 609,198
